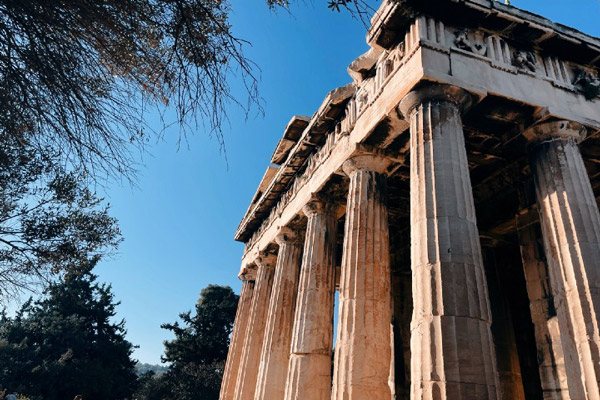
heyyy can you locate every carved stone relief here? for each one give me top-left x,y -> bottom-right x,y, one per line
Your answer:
512,50 -> 537,72
356,91 -> 369,115
573,69 -> 600,100
454,28 -> 487,56
391,42 -> 405,64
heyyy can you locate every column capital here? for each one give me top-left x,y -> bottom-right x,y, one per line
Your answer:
342,154 -> 393,176
302,196 -> 339,217
399,83 -> 473,117
256,252 -> 277,269
275,226 -> 300,246
523,120 -> 587,144
238,265 -> 256,281
241,269 -> 256,282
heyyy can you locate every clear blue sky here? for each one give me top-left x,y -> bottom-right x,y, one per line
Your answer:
91,0 -> 600,365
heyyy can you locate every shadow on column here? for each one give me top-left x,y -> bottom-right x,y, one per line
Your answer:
388,174 -> 412,400
482,239 -> 543,400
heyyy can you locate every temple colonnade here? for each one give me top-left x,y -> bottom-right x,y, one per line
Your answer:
219,84 -> 600,400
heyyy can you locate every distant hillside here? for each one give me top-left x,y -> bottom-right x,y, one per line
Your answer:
135,362 -> 168,376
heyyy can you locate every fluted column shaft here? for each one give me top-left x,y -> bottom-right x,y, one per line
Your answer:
284,200 -> 337,400
516,213 -> 572,400
233,254 -> 276,400
255,229 -> 303,400
527,121 -> 600,399
220,277 -> 256,400
400,85 -> 500,400
332,154 -> 393,400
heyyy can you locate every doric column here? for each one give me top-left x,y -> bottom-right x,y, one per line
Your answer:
525,120 -> 600,399
400,84 -> 500,399
233,253 -> 276,400
332,154 -> 393,400
219,272 -> 256,400
284,199 -> 337,400
255,228 -> 303,400
516,211 -> 572,400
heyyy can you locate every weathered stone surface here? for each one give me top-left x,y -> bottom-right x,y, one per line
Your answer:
332,155 -> 393,400
224,2 -> 600,398
219,278 -> 255,400
232,254 -> 276,400
517,212 -> 572,400
401,84 -> 500,399
238,0 -> 600,270
255,228 -> 303,400
284,200 -> 338,400
527,120 -> 600,399
348,47 -> 383,82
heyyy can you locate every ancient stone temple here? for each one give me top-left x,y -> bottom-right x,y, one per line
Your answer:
220,0 -> 600,399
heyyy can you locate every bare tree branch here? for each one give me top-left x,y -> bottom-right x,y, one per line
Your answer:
0,0 -> 263,183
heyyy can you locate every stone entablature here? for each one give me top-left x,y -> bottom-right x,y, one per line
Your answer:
236,3 -> 600,271
270,116 -> 310,166
234,85 -> 354,246
223,1 -> 600,399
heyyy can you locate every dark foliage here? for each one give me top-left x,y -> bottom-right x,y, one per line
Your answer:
0,0 -> 260,181
0,134 -> 121,300
161,284 -> 238,399
134,285 -> 238,400
134,371 -> 172,400
0,265 -> 138,400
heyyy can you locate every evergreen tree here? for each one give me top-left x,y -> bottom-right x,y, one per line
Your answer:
134,371 -> 172,400
0,264 -> 137,400
135,285 -> 238,400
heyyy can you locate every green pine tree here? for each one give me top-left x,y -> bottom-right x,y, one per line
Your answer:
0,264 -> 137,400
144,285 -> 239,400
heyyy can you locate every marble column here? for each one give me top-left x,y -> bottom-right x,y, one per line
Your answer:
525,120 -> 600,399
332,154 -> 393,400
400,84 -> 500,399
284,199 -> 337,400
219,273 -> 256,400
233,253 -> 276,400
516,211 -> 571,400
255,228 -> 303,400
